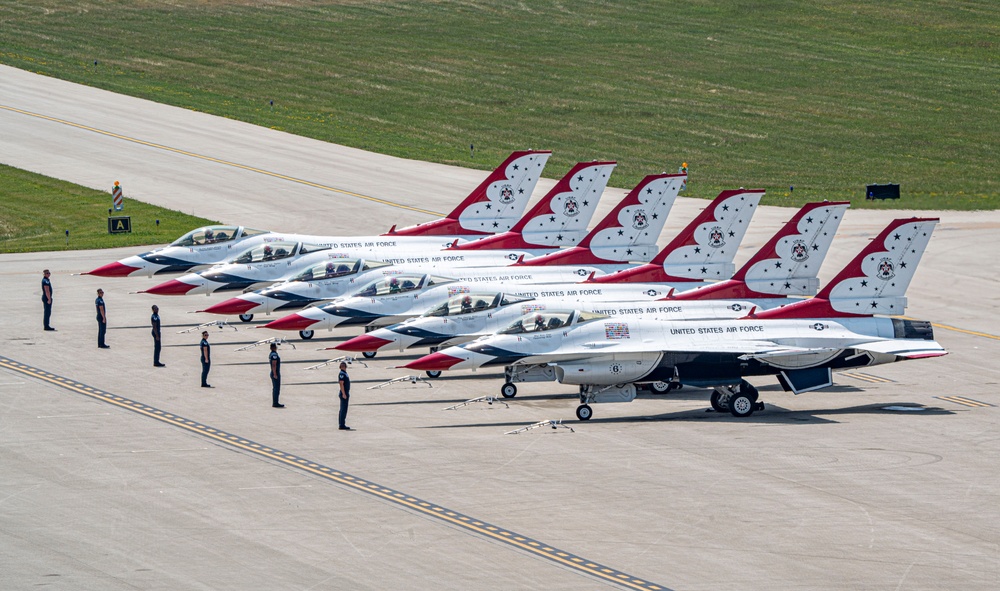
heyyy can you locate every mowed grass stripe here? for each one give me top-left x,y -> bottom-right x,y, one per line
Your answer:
0,1 -> 996,208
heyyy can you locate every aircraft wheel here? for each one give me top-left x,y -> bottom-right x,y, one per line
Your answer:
739,379 -> 759,402
299,330 -> 314,340
500,383 -> 517,398
648,381 -> 671,394
576,404 -> 593,421
362,351 -> 377,359
425,370 -> 442,379
729,392 -> 756,418
238,313 -> 254,323
710,390 -> 729,413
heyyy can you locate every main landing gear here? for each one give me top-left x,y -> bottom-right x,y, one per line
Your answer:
710,380 -> 765,417
238,313 -> 254,322
299,330 -> 314,340
647,380 -> 681,394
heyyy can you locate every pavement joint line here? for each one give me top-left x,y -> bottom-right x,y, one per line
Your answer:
0,104 -> 442,218
0,355 -> 670,591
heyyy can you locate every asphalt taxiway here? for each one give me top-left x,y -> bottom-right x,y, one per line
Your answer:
1,66 -> 999,590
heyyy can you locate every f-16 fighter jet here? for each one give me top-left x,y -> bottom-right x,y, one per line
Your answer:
404,218 -> 945,420
84,150 -> 551,277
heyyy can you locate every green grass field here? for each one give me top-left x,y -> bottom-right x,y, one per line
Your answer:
0,0 -> 997,209
0,164 -> 216,253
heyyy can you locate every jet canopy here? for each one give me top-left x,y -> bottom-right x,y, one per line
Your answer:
288,259 -> 391,282
170,225 -> 266,247
352,274 -> 453,298
498,310 -> 608,335
231,241 -> 300,265
422,292 -> 533,318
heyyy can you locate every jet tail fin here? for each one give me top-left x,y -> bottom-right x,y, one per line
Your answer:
754,218 -> 939,319
588,188 -> 764,283
670,201 -> 850,300
517,172 -> 686,267
384,150 -> 551,237
452,161 -> 616,251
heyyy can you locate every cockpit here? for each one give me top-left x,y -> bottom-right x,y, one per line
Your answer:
232,241 -> 299,265
498,310 -> 608,335
170,225 -> 266,247
352,274 -> 452,298
422,292 -> 533,318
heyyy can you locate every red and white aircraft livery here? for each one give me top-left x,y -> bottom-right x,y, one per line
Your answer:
404,218 -> 945,420
199,172 -> 687,318
447,161 -> 617,252
335,201 -> 850,358
84,150 -> 551,278
586,189 -> 765,284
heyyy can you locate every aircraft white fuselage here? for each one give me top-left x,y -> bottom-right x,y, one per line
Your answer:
411,314 -> 945,387
261,280 -> 690,334
341,296 -> 793,354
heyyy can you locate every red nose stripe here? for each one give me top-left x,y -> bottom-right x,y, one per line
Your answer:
335,334 -> 393,352
85,261 -> 141,277
402,352 -> 464,371
262,314 -> 319,331
142,279 -> 197,296
201,298 -> 258,315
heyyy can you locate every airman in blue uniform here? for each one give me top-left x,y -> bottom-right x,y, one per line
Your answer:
151,305 -> 165,367
338,361 -> 351,430
200,331 -> 212,387
41,269 -> 55,331
269,343 -> 283,407
95,289 -> 109,348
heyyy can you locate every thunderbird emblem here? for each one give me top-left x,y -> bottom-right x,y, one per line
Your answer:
877,257 -> 896,280
564,197 -> 580,217
790,239 -> 809,262
498,184 -> 515,204
708,226 -> 725,248
632,210 -> 649,230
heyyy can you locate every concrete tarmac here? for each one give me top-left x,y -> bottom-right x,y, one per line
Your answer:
2,66 -> 999,590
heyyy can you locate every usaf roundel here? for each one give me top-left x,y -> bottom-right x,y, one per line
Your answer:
507,253 -> 519,261
811,322 -> 827,331
632,210 -> 649,230
564,197 -> 580,217
576,268 -> 588,276
498,184 -> 515,204
877,257 -> 896,280
790,239 -> 809,262
708,226 -> 726,248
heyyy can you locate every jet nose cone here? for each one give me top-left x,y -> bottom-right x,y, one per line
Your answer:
200,297 -> 258,316
142,279 -> 197,296
402,352 -> 464,371
262,313 -> 319,331
336,334 -> 393,352
85,261 -> 141,277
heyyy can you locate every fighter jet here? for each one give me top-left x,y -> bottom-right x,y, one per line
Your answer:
258,274 -> 679,340
199,172 -> 689,319
337,200 -> 850,360
84,150 -> 551,277
404,218 -> 945,419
